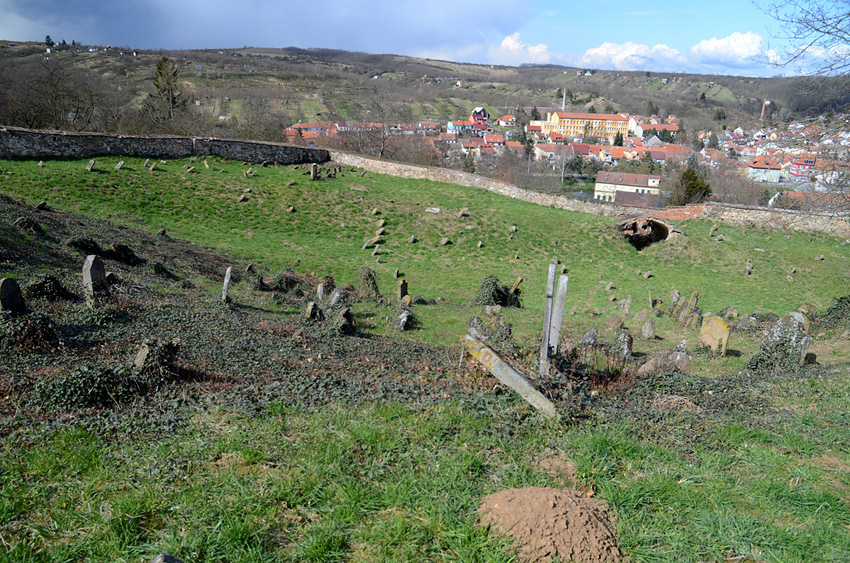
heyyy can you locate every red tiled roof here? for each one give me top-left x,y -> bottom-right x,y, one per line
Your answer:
747,156 -> 781,170
553,112 -> 628,121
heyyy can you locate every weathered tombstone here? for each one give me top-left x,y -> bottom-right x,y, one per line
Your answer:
484,305 -> 502,316
579,328 -> 598,347
316,283 -> 325,302
115,160 -> 124,171
0,278 -> 27,317
371,207 -> 380,215
377,219 -> 386,227
409,235 -> 416,244
395,309 -> 414,331
401,294 -> 412,306
439,237 -> 451,245
371,244 -> 380,256
458,208 -> 470,218
86,159 -> 95,172
133,338 -> 181,371
393,268 -> 400,278
619,297 -> 632,316
149,162 -> 157,173
310,163 -> 318,180
477,240 -> 483,248
699,316 -> 730,355
745,259 -> 753,276
375,227 -> 385,236
143,159 -> 150,167
668,289 -> 680,315
425,207 -> 440,214
615,330 -> 633,359
221,267 -> 232,303
204,160 -> 210,169
744,315 -> 812,374
633,309 -> 649,323
605,282 -> 614,291
539,264 -> 557,375
305,301 -> 323,320
82,255 -> 108,307
37,160 -> 43,168
327,288 -> 342,308
669,340 -> 690,370
548,275 -> 569,355
641,319 -> 656,340
397,279 -> 408,301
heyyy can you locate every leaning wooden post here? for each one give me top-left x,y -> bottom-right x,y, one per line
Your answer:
548,275 -> 569,355
539,263 -> 557,376
463,333 -> 558,418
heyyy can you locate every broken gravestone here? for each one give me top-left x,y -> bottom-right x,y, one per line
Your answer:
394,308 -> 414,331
615,330 -> 633,359
579,328 -> 598,347
699,315 -> 730,356
669,340 -> 690,371
82,255 -> 109,307
743,314 -> 811,375
641,319 -> 655,340
606,315 -> 623,331
133,338 -> 181,373
619,297 -> 632,316
0,278 -> 28,317
397,279 -> 408,301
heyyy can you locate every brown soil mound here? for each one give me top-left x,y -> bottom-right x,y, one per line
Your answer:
479,487 -> 622,563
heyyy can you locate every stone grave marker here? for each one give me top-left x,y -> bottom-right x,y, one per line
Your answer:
397,279 -> 408,301
0,278 -> 27,316
86,159 -> 96,172
641,319 -> 656,340
316,283 -> 325,302
477,240 -> 483,248
115,161 -> 124,171
619,297 -> 632,316
615,330 -> 633,358
371,244 -> 380,256
579,328 -> 598,347
376,227 -> 385,236
699,316 -> 730,355
222,267 -> 232,303
82,255 -> 108,307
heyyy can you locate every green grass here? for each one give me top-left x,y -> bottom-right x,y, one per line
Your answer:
2,157 -> 850,561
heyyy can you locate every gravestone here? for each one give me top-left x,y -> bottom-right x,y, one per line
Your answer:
744,314 -> 812,374
397,279 -> 408,301
305,301 -> 323,320
377,219 -> 386,227
115,161 -> 124,171
425,207 -> 440,214
0,278 -> 27,317
327,288 -> 342,308
375,227 -> 385,236
579,328 -> 598,347
458,208 -> 470,218
439,237 -> 451,245
86,159 -> 95,172
619,297 -> 632,316
606,315 -> 623,331
745,259 -> 753,276
669,340 -> 690,370
316,283 -> 325,302
149,162 -> 157,172
409,235 -> 416,244
82,255 -> 108,307
401,294 -> 412,306
668,289 -> 680,315
221,267 -> 232,303
477,240 -> 483,248
699,316 -> 730,355
371,244 -> 380,256
615,330 -> 633,359
641,319 -> 655,340
310,163 -> 318,180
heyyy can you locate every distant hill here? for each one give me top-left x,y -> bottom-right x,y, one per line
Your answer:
1,40 -> 847,139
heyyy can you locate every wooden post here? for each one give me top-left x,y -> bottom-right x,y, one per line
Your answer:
539,264 -> 557,376
548,275 -> 569,355
463,334 -> 558,418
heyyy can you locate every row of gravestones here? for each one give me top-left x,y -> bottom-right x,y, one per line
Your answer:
0,255 -> 109,317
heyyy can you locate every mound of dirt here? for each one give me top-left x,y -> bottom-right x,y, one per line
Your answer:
479,487 -> 621,563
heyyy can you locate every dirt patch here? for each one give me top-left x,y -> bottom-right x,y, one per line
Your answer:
536,451 -> 578,485
479,487 -> 622,563
652,394 -> 702,413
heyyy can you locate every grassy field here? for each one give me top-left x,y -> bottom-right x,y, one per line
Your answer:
1,157 -> 850,562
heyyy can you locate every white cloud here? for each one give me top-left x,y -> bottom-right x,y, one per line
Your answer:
488,33 -> 553,65
576,41 -> 685,72
690,32 -> 763,67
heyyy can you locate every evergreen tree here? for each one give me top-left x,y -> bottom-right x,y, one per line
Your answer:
530,106 -> 541,120
613,132 -> 624,146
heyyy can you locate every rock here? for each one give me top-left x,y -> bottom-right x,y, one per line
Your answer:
714,235 -> 724,242
401,294 -> 412,306
0,278 -> 28,317
458,208 -> 470,218
409,235 -> 417,244
152,554 -> 185,563
642,270 -> 652,278
579,328 -> 598,347
606,315 -> 623,331
633,310 -> 649,323
736,314 -> 758,331
604,282 -> 614,291
744,314 -> 812,374
424,207 -> 440,214
699,316 -> 730,356
439,237 -> 451,245
483,305 -> 502,316
641,319 -> 655,340
608,294 -> 617,302
637,355 -> 669,376
718,306 -> 739,320
840,328 -> 850,340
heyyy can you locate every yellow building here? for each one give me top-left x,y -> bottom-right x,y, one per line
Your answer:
533,112 -> 630,142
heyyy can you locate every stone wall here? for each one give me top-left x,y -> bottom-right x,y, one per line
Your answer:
330,151 -> 850,239
0,126 -> 330,165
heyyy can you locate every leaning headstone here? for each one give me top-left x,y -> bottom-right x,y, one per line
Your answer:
305,301 -> 323,320
152,553 -> 185,563
394,309 -> 414,331
86,159 -> 95,172
641,319 -> 655,340
82,255 -> 108,307
149,162 -> 157,173
0,278 -> 27,317
477,240 -> 483,248
376,227 -> 386,236
397,279 -> 408,301
133,338 -> 181,372
458,208 -> 470,218
669,340 -> 690,371
377,219 -> 386,228
316,283 -> 325,302
699,316 -> 730,355
668,289 -> 680,315
439,237 -> 451,245
371,244 -> 380,256
745,259 -> 753,276
114,160 -> 124,171
327,288 -> 342,308
409,235 -> 416,244
393,268 -> 400,279
401,294 -> 412,306
221,267 -> 232,303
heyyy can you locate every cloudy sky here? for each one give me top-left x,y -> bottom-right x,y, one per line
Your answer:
0,0 -> 809,76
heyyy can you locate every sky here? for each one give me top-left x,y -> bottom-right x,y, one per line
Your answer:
0,0 -> 819,77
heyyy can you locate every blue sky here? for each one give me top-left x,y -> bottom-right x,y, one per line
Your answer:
0,0 -> 812,77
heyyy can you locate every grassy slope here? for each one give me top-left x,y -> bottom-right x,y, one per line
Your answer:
1,158 -> 850,562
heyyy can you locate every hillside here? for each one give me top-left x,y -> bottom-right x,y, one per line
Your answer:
2,156 -> 850,562
1,40 -> 846,140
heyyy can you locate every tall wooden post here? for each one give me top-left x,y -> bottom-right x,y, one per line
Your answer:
539,264 -> 557,376
548,275 -> 569,355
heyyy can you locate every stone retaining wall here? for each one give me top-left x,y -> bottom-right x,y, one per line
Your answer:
0,126 -> 329,165
331,151 -> 850,239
